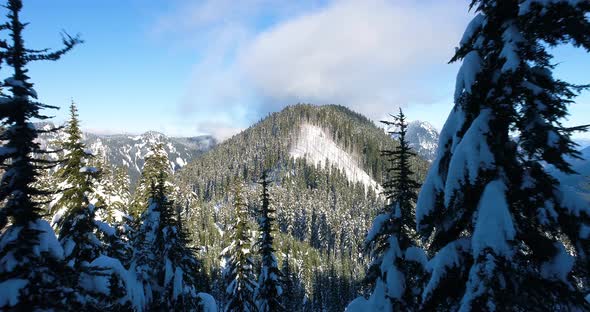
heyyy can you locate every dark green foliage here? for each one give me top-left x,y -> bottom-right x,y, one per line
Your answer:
280,251 -> 306,310
0,0 -> 80,228
381,109 -> 421,236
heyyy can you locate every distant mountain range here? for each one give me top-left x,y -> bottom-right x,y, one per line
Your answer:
35,122 -> 216,184
551,146 -> 590,202
575,138 -> 590,150
387,119 -> 440,162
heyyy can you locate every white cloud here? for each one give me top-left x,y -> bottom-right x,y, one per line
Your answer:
237,0 -> 471,120
154,0 -> 473,138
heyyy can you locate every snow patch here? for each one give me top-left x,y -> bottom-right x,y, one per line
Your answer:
345,296 -> 369,312
87,256 -> 146,309
444,109 -> 494,206
423,238 -> 470,301
0,279 -> 28,308
455,51 -> 482,102
460,13 -> 485,46
30,220 -> 64,260
472,180 -> 515,257
290,123 -> 381,193
365,213 -> 389,245
540,242 -> 574,282
198,292 -> 218,312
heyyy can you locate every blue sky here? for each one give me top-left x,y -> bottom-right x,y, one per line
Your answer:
16,0 -> 590,140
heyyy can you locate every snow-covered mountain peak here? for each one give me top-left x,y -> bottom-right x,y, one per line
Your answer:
290,123 -> 381,193
403,120 -> 440,162
408,120 -> 438,136
137,130 -> 167,142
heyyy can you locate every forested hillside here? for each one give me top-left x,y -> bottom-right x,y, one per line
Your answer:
176,104 -> 430,310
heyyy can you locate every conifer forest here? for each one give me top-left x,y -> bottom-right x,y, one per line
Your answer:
1,0 -> 590,311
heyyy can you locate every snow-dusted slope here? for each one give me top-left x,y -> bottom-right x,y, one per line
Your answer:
290,123 -> 381,192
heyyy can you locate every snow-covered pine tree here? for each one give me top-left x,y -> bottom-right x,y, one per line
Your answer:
254,171 -> 284,311
416,1 -> 590,310
349,109 -> 426,311
154,172 -> 204,310
53,102 -> 96,232
92,156 -> 131,224
130,143 -> 171,219
91,159 -> 134,266
111,165 -> 131,211
53,101 -> 132,309
134,171 -> 207,310
0,0 -> 82,310
222,181 -> 257,312
133,179 -> 162,306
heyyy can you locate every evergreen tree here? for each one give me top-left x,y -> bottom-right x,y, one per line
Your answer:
255,171 -> 284,311
416,1 -> 590,310
280,250 -> 306,311
91,159 -> 134,266
130,143 -> 170,219
92,156 -> 131,224
134,171 -> 205,310
54,102 -> 132,309
281,252 -> 295,309
53,102 -> 102,266
0,0 -> 81,309
53,102 -> 96,231
133,179 -> 162,305
351,109 -> 427,311
222,181 -> 257,312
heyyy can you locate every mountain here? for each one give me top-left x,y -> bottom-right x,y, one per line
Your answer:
176,104 -> 431,309
405,120 -> 439,162
385,119 -> 439,162
35,122 -> 216,185
575,138 -> 590,150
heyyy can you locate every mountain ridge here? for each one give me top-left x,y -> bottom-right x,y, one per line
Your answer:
35,122 -> 216,185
